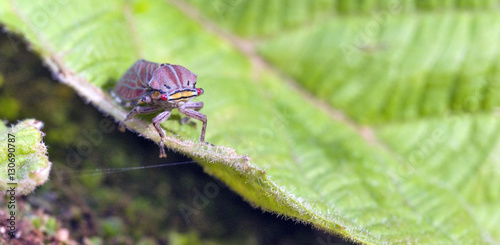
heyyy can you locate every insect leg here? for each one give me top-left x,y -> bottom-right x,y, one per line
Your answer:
178,105 -> 207,143
152,111 -> 172,158
180,102 -> 204,124
183,101 -> 204,110
120,106 -> 159,132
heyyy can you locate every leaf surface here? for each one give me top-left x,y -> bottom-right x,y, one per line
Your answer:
1,0 -> 499,244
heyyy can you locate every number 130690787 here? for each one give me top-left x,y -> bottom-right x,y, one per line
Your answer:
7,133 -> 16,181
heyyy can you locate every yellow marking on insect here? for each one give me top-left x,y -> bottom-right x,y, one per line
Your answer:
169,90 -> 197,102
152,91 -> 162,100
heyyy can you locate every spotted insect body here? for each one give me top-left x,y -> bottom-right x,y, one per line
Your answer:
112,60 -> 207,158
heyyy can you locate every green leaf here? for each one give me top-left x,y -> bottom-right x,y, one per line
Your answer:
1,0 -> 499,244
0,119 -> 52,195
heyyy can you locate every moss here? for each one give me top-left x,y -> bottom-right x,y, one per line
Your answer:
100,217 -> 125,237
0,205 -> 79,244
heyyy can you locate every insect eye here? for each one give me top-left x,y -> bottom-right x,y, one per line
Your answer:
142,96 -> 151,103
160,94 -> 168,101
196,88 -> 204,95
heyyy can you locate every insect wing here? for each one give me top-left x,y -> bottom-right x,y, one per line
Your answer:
114,60 -> 159,101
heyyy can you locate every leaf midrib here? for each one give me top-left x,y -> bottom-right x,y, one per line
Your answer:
124,1 -> 143,59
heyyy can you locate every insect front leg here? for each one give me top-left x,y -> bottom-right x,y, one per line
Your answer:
178,103 -> 207,143
180,102 -> 204,124
120,106 -> 160,132
152,110 -> 172,158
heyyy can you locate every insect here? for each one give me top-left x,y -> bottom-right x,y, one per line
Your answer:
111,60 -> 207,158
